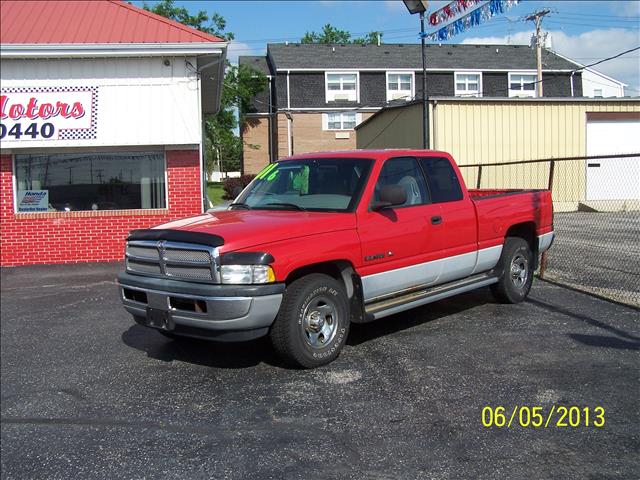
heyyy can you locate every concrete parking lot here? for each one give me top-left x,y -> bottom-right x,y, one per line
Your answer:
1,262 -> 638,479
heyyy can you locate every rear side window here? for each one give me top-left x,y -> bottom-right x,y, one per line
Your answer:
375,156 -> 430,206
418,157 -> 463,203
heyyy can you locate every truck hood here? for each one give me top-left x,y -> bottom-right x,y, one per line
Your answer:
154,210 -> 356,252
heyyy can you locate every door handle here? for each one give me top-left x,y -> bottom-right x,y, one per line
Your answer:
431,215 -> 442,225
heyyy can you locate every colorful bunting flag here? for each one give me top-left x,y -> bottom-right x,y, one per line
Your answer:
429,0 -> 483,26
423,0 -> 521,42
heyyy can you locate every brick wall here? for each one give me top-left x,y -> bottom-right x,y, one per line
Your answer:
276,112 -> 374,158
242,117 -> 270,174
0,150 -> 202,266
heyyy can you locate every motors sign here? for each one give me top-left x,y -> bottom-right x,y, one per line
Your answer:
0,87 -> 98,143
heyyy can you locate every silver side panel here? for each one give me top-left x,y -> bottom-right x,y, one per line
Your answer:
471,245 -> 503,275
362,257 -> 443,302
433,251 -> 477,285
538,231 -> 555,254
362,246 -> 503,301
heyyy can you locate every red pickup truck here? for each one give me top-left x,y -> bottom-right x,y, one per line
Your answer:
118,150 -> 554,368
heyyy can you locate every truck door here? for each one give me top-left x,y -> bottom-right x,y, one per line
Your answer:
357,156 -> 445,301
417,156 -> 478,283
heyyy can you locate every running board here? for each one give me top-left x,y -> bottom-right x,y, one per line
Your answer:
364,274 -> 499,320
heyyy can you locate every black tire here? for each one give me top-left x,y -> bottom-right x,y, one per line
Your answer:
490,237 -> 534,304
270,273 -> 350,368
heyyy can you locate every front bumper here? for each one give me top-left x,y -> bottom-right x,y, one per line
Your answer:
117,271 -> 284,341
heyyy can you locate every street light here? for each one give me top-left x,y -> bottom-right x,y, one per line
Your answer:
403,0 -> 430,149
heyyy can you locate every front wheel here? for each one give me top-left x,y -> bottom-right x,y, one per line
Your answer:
491,237 -> 534,303
270,273 -> 350,368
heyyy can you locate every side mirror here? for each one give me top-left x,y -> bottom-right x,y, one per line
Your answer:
371,184 -> 407,211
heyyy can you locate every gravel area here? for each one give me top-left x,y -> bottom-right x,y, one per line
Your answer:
544,211 -> 640,306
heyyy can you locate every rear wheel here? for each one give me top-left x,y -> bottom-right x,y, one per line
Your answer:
491,237 -> 534,303
270,273 -> 350,368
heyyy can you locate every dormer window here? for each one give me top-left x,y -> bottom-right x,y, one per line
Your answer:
386,72 -> 415,102
325,72 -> 359,102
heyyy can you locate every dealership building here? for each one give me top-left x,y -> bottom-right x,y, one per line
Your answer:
0,0 -> 227,266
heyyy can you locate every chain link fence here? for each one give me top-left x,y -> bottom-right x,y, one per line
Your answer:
458,154 -> 640,307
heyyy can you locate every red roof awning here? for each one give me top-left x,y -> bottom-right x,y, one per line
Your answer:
0,0 -> 224,44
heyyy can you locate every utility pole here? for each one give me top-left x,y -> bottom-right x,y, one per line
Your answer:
420,10 -> 429,149
525,9 -> 551,98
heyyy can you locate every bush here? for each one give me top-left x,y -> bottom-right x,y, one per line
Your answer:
223,174 -> 256,199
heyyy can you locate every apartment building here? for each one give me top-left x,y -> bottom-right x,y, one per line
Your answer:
240,42 -> 623,174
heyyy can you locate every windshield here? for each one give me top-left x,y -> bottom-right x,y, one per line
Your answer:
235,158 -> 372,212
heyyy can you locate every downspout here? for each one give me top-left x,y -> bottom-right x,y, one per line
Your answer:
286,70 -> 292,156
431,99 -> 438,150
286,112 -> 294,156
267,76 -> 273,163
196,61 -> 206,212
570,71 -> 575,97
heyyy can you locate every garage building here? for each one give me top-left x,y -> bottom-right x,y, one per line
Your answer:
355,97 -> 640,211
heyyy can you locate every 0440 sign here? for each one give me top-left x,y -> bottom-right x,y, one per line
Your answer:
0,87 -> 98,142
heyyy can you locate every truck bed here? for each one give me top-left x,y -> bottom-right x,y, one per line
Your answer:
468,189 -> 554,249
468,188 -> 547,200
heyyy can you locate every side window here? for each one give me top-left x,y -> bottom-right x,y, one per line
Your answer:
374,157 -> 430,206
418,157 -> 463,203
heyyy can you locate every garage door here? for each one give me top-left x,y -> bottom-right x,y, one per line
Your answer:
586,116 -> 640,201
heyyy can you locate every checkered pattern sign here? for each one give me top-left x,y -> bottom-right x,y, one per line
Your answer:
0,86 -> 99,142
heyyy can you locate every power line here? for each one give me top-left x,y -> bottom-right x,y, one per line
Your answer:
551,12 -> 640,20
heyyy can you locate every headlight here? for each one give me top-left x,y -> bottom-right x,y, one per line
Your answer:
220,265 -> 276,284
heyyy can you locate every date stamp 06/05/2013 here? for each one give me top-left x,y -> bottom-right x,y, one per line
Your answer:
482,406 -> 606,429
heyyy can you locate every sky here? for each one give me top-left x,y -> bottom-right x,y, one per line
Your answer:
138,0 -> 640,94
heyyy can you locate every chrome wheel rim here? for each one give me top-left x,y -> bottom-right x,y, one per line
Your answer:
302,295 -> 338,349
510,254 -> 529,289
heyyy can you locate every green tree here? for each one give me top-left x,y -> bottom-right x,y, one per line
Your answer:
301,24 -> 383,44
143,0 -> 234,40
143,0 -> 267,177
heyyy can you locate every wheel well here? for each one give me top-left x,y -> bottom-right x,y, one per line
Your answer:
505,222 -> 539,266
285,261 -> 366,323
285,261 -> 356,297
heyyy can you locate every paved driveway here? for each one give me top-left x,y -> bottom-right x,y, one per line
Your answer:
1,263 -> 638,479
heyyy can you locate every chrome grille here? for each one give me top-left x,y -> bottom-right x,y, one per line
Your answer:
126,245 -> 158,260
125,240 -> 219,283
165,265 -> 213,280
126,258 -> 162,275
163,248 -> 210,263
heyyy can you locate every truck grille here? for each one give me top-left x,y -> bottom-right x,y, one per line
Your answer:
125,240 -> 218,283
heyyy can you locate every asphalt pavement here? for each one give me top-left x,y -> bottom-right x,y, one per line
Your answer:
1,262 -> 638,479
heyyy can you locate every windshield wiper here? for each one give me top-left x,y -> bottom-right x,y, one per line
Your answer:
228,202 -> 251,210
263,202 -> 307,211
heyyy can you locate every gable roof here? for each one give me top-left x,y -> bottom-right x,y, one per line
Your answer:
239,56 -> 271,76
267,43 -> 577,71
0,0 -> 223,44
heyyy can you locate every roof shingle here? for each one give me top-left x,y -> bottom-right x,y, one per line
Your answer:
266,43 -> 579,71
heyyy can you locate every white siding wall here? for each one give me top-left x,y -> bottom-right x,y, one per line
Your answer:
581,69 -> 625,98
1,56 -> 202,149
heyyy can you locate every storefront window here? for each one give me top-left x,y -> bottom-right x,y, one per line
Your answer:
14,151 -> 166,212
